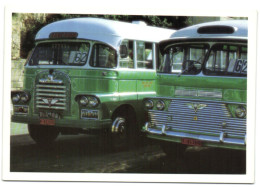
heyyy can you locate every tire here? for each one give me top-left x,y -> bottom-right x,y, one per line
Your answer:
28,124 -> 59,145
160,142 -> 187,159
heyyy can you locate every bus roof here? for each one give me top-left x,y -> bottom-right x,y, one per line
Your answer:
164,20 -> 248,42
35,18 -> 175,49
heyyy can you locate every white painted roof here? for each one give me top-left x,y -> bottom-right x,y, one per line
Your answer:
35,18 -> 175,48
167,20 -> 248,40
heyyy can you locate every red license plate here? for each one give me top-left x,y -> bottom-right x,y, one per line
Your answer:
181,138 -> 202,146
40,119 -> 55,126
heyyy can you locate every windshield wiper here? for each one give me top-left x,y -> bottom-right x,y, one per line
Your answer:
178,69 -> 187,77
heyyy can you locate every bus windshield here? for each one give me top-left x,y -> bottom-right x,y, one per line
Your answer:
158,44 -> 209,74
159,43 -> 247,76
29,42 -> 90,66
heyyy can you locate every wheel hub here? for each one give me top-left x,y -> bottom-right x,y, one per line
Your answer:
111,117 -> 126,135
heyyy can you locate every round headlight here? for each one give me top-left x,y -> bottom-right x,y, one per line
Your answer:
156,100 -> 165,110
21,93 -> 30,103
88,97 -> 99,107
12,93 -> 21,103
144,99 -> 154,109
79,96 -> 89,106
235,106 -> 246,118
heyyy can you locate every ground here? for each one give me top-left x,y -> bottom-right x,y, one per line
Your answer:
10,123 -> 246,174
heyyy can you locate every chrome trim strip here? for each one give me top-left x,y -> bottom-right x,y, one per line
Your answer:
36,98 -> 66,102
36,93 -> 66,98
198,90 -> 222,98
36,85 -> 66,89
36,101 -> 66,106
95,91 -> 156,97
36,89 -> 66,93
175,89 -> 197,97
39,79 -> 63,84
36,105 -> 66,110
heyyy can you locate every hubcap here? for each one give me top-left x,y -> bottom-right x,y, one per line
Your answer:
111,117 -> 126,135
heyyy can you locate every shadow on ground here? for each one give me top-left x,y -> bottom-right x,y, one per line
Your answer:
10,134 -> 246,174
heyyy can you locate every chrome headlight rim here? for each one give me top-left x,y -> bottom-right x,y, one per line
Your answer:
156,100 -> 165,110
79,96 -> 89,106
88,96 -> 99,107
235,106 -> 246,118
12,93 -> 21,103
144,99 -> 154,109
20,92 -> 30,103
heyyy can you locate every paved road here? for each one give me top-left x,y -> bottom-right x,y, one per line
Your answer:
10,133 -> 246,174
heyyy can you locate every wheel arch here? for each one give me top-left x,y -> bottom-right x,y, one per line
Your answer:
111,104 -> 136,121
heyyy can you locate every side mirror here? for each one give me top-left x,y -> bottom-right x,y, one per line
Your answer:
120,45 -> 128,58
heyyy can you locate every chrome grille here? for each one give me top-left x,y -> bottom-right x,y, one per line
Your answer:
148,99 -> 246,138
35,84 -> 67,110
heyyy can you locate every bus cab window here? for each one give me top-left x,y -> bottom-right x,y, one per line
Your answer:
89,44 -> 117,68
119,40 -> 134,68
137,41 -> 153,69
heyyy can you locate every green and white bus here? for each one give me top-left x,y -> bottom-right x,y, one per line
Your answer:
11,18 -> 174,147
143,20 -> 247,156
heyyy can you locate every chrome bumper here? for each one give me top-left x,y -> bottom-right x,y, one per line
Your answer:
144,122 -> 246,146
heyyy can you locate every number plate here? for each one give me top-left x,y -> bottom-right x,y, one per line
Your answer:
181,138 -> 202,146
40,119 -> 55,126
39,111 -> 60,119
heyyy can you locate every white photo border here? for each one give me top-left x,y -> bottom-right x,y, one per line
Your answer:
2,1 -> 258,183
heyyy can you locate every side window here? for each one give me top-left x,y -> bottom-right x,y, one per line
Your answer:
89,43 -> 117,68
119,40 -> 134,68
136,41 -> 153,69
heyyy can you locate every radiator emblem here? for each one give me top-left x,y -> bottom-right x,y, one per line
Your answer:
187,103 -> 207,113
42,98 -> 59,107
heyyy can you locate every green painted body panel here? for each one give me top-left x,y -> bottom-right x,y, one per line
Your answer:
12,67 -> 156,131
157,74 -> 247,102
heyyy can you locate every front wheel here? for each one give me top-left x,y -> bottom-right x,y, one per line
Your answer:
160,142 -> 187,159
110,110 -> 138,151
28,124 -> 59,145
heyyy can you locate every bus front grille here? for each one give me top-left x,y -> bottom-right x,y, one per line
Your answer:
148,99 -> 246,139
35,84 -> 67,110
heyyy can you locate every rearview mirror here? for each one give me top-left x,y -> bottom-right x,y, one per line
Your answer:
120,45 -> 128,58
